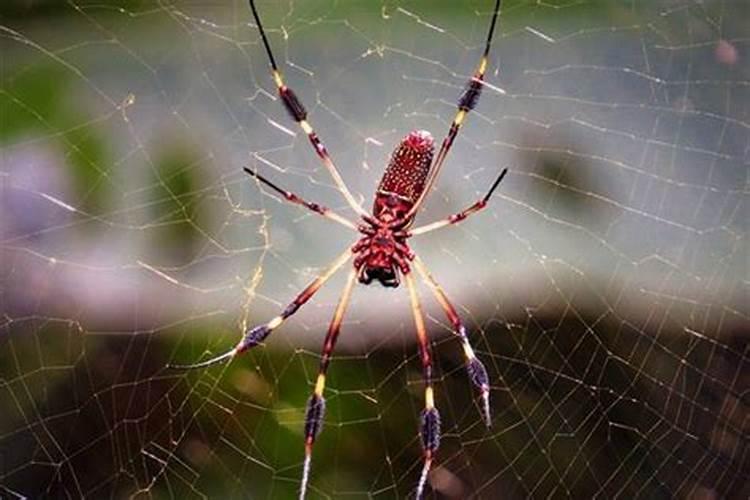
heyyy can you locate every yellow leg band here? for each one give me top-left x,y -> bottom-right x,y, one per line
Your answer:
462,342 -> 475,360
314,374 -> 326,396
478,56 -> 488,76
455,109 -> 467,126
267,316 -> 283,329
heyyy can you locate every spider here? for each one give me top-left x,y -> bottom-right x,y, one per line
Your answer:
172,1 -> 506,498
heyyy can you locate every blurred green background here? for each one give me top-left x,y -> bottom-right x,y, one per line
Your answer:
1,1 -> 747,498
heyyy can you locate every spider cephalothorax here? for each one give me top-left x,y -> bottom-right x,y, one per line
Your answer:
352,223 -> 409,287
173,1 -> 506,499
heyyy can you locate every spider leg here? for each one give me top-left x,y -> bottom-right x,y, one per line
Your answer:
408,168 -> 507,237
299,269 -> 357,500
405,272 -> 440,500
412,256 -> 492,427
168,248 -> 352,370
243,168 -> 357,230
248,1 -> 368,219
401,0 -> 503,222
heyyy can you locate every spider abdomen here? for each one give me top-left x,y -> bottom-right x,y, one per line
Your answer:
373,130 -> 434,222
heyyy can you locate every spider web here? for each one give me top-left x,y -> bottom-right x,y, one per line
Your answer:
1,0 -> 747,498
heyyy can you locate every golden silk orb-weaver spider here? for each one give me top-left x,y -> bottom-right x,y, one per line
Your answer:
172,1 -> 507,498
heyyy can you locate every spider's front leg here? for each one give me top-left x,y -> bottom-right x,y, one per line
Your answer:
248,0 -> 368,219
405,273 -> 441,500
399,0 -> 503,221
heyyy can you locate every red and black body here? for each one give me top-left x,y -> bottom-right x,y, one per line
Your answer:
353,130 -> 434,287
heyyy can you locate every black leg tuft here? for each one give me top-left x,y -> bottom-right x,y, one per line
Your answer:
467,357 -> 489,389
420,407 -> 441,453
304,394 -> 326,442
458,78 -> 483,111
237,324 -> 272,353
280,87 -> 307,122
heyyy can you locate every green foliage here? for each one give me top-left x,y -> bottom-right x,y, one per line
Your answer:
1,64 -> 110,211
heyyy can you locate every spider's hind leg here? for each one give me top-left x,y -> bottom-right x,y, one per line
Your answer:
405,272 -> 441,499
412,256 -> 492,428
169,248 -> 352,371
300,269 -> 357,499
